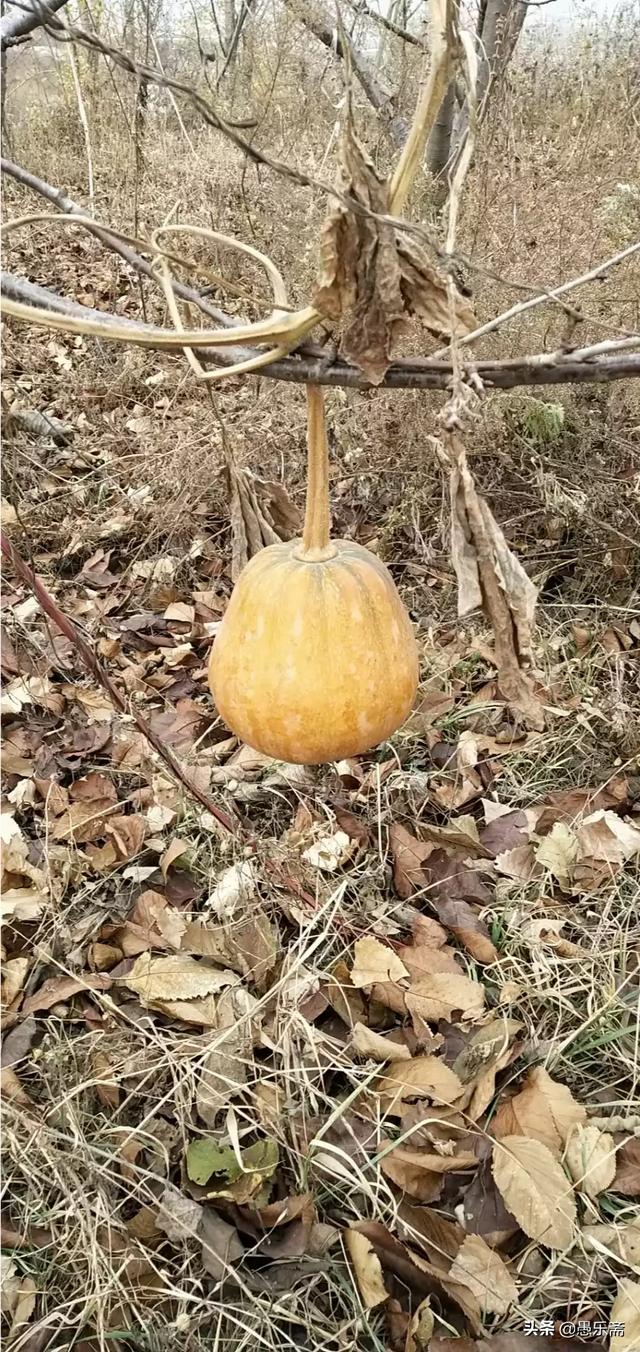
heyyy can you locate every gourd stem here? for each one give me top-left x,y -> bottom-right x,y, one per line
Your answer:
299,384 -> 334,560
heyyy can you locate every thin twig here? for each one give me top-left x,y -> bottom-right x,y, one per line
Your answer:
348,0 -> 425,47
149,30 -> 197,156
0,0 -> 70,47
0,529 -> 237,834
67,40 -> 94,207
431,241 -> 640,357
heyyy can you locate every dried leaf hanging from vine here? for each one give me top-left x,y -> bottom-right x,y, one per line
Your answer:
227,463 -> 301,580
313,121 -> 476,384
448,437 -> 544,731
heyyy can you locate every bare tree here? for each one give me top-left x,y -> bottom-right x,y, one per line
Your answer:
216,0 -> 257,86
284,0 -> 526,199
283,0 -> 410,147
428,0 -> 527,199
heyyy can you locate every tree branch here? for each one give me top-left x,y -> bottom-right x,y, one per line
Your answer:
282,0 -> 410,147
348,0 -> 425,47
1,0 -> 70,48
216,0 -> 257,86
3,270 -> 639,390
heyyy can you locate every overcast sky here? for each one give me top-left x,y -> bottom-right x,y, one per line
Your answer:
524,0 -> 636,23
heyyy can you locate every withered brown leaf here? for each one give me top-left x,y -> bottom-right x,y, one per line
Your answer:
449,448 -> 544,731
227,461 -> 300,580
313,121 -> 475,385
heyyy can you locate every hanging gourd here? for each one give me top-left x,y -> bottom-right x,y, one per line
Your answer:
208,386 -> 419,764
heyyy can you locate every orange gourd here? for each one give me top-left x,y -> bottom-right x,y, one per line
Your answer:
208,386 -> 418,764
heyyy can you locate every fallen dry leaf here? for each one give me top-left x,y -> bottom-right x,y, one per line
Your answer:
609,1277 -> 640,1348
463,1157 -> 520,1247
492,1134 -> 577,1249
1,1066 -> 35,1108
351,936 -> 409,988
351,1022 -> 411,1062
397,932 -> 462,981
1,1257 -> 24,1321
582,1215 -> 640,1267
429,767 -> 484,814
156,1183 -> 202,1243
491,1066 -> 586,1153
494,842 -> 540,883
1,1015 -> 37,1069
149,697 -> 204,749
397,1201 -> 465,1269
206,860 -> 258,918
7,1272 -> 37,1334
420,815 -> 490,859
535,820 -> 578,887
564,1123 -> 616,1198
429,1341 -> 475,1352
422,850 -> 497,964
454,1018 -> 522,1121
534,777 -> 629,834
577,809 -> 640,866
380,1142 -> 476,1202
302,829 -> 355,872
105,813 -> 147,860
121,953 -> 239,1019
1,956 -> 29,1007
52,793 -> 119,843
389,822 -> 433,899
195,986 -> 259,1123
480,806 -> 529,856
351,1220 -> 483,1333
448,1233 -> 517,1315
324,960 -> 368,1028
22,972 -> 112,1016
199,1206 -> 244,1281
160,837 -> 190,878
92,1048 -> 120,1111
378,1056 -> 463,1112
405,971 -> 485,1025
405,1296 -> 434,1351
344,1228 -> 389,1309
613,1137 -> 640,1196
1,815 -> 49,919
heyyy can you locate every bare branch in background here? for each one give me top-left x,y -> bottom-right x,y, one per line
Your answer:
476,0 -> 526,112
216,0 -> 257,86
428,0 -> 528,203
347,0 -> 425,47
283,0 -> 410,147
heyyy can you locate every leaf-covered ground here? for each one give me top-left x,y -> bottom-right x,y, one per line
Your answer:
2,17 -> 640,1346
2,448 -> 639,1349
